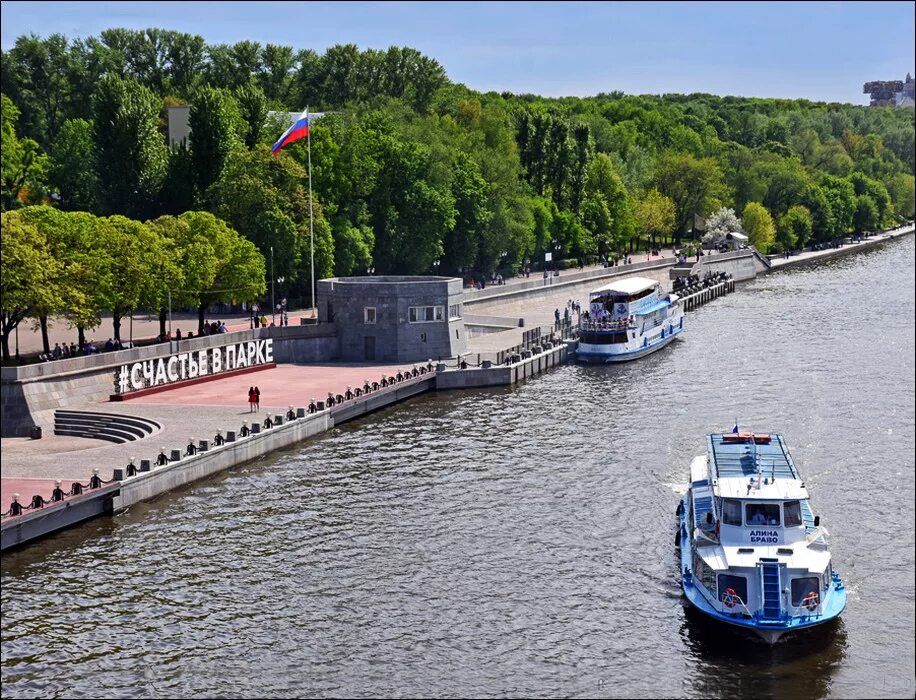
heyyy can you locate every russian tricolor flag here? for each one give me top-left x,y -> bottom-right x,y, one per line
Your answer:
272,109 -> 309,156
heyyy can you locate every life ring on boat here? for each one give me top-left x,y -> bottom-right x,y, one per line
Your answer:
802,591 -> 819,612
722,587 -> 738,608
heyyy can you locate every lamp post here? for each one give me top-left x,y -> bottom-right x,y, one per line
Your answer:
270,245 -> 275,325
553,241 -> 561,274
432,259 -> 441,274
367,266 -> 375,276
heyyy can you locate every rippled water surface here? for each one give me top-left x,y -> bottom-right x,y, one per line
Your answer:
2,237 -> 914,699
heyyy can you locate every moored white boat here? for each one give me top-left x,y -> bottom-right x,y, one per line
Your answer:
576,276 -> 683,363
677,431 -> 846,644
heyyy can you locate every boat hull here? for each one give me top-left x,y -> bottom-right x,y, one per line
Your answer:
577,325 -> 682,364
676,494 -> 846,645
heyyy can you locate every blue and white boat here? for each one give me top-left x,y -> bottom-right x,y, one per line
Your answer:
576,276 -> 683,363
677,432 -> 846,645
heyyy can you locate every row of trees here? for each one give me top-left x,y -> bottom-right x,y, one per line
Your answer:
2,29 -> 914,342
0,207 -> 265,360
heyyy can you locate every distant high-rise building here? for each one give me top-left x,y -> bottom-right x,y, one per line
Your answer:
863,73 -> 915,107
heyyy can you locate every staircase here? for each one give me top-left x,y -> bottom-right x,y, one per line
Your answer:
54,410 -> 160,444
800,500 -> 816,534
759,560 -> 782,620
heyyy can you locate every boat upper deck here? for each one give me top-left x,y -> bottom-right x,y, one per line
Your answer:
589,276 -> 658,298
707,433 -> 809,500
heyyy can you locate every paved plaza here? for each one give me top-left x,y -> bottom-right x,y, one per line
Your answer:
0,362 -> 416,502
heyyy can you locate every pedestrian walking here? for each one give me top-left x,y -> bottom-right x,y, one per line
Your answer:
254,386 -> 261,412
248,386 -> 256,413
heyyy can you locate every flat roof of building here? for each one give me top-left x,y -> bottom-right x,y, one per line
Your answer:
320,275 -> 459,285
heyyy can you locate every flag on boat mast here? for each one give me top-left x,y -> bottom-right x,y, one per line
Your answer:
732,421 -> 739,434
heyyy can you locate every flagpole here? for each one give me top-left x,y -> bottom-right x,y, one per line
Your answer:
306,106 -> 316,319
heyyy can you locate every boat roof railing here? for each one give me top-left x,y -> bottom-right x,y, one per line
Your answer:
707,433 -> 800,482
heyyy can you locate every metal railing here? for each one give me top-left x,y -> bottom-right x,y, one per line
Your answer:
578,319 -> 632,332
445,321 -> 575,368
718,591 -> 754,618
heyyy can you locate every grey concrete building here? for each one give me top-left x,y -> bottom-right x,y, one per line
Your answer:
317,276 -> 467,362
167,106 -> 325,148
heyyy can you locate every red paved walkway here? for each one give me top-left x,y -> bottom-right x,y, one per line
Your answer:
127,362 -> 418,408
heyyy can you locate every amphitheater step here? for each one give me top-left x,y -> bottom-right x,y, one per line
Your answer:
53,410 -> 160,444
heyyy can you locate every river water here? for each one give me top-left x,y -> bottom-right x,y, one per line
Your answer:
2,237 -> 914,699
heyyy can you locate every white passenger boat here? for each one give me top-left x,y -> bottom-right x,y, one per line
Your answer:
677,432 -> 847,644
576,276 -> 683,363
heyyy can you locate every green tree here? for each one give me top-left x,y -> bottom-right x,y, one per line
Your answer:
189,85 -> 243,197
819,175 -> 856,239
582,153 -> 636,255
0,210 -> 62,360
366,128 -> 455,274
852,195 -> 879,234
144,214 -> 189,337
777,205 -> 812,251
101,215 -> 169,342
445,154 -> 491,275
634,188 -> 677,249
177,211 -> 266,332
742,202 -> 775,253
160,140 -> 196,215
91,75 -> 167,218
654,152 -> 726,242
49,118 -> 98,211
887,173 -> 915,220
15,206 -> 108,350
234,82 -> 268,150
3,34 -> 76,148
2,94 -> 49,210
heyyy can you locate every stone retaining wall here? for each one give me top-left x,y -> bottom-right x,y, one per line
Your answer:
115,410 -> 332,509
1,324 -> 339,437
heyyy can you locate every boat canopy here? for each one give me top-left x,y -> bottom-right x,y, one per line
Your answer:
589,276 -> 658,298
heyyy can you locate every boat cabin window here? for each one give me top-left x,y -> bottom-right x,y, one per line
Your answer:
745,503 -> 780,526
717,574 -> 748,607
784,501 -> 803,527
722,499 -> 742,525
791,577 -> 820,606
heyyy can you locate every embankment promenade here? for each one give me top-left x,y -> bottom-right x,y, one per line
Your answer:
1,223 -> 911,550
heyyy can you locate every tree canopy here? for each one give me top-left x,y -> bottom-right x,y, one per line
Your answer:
0,27 -> 913,325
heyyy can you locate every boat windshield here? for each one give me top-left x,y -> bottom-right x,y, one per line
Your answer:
722,499 -> 742,525
784,500 -> 803,527
745,503 -> 780,526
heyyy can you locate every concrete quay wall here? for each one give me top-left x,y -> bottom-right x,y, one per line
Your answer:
763,225 -> 913,273
0,483 -> 120,551
115,410 -> 332,510
436,342 -> 568,390
692,250 -> 767,281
